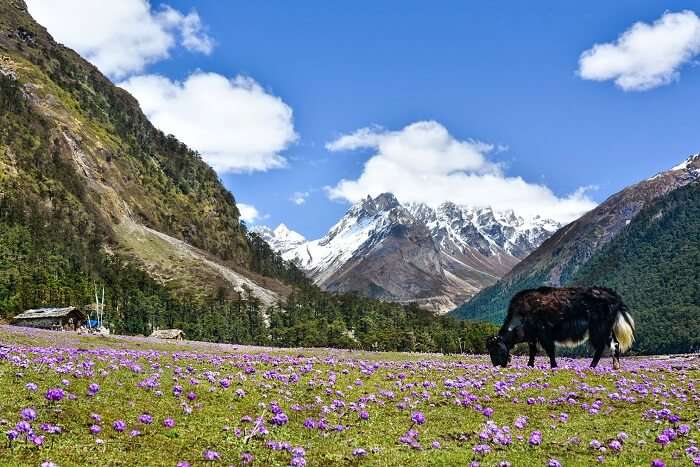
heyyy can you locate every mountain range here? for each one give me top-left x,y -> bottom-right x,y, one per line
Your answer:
255,194 -> 559,312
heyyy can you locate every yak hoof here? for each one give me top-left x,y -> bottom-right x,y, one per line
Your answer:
613,361 -> 621,370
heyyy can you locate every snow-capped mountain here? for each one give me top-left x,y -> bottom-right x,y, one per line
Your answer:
252,224 -> 306,256
255,193 -> 560,313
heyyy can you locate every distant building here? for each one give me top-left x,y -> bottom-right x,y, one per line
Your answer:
13,307 -> 87,331
150,329 -> 185,340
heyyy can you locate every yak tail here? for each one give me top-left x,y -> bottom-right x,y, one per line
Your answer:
613,307 -> 635,353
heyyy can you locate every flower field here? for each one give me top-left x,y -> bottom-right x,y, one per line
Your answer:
0,326 -> 698,466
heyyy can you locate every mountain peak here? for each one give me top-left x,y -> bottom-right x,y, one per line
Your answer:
358,192 -> 400,213
273,224 -> 306,242
671,153 -> 700,172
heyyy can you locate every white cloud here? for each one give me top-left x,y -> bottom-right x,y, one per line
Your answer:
326,121 -> 596,223
290,191 -> 310,205
26,0 -> 214,79
578,10 -> 700,91
238,203 -> 260,223
119,72 -> 297,173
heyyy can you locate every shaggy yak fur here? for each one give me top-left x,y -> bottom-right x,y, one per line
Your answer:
486,287 -> 635,369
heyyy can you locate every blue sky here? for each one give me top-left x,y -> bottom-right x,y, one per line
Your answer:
28,1 -> 700,238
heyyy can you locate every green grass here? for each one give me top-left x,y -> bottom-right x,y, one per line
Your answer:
0,326 -> 698,466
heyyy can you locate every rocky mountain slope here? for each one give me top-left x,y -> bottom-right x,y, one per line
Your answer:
256,194 -> 559,312
0,0 -> 286,314
451,154 -> 700,323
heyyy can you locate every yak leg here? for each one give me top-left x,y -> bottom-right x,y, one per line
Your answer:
611,334 -> 621,370
527,342 -> 537,367
541,339 -> 557,368
590,345 -> 604,368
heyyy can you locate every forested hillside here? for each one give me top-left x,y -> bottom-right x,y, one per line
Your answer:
452,177 -> 700,354
0,1 -> 495,353
571,182 -> 700,354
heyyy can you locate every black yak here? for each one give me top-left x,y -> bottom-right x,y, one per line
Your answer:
486,287 -> 635,369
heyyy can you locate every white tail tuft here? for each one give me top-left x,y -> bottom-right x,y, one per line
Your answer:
613,311 -> 635,352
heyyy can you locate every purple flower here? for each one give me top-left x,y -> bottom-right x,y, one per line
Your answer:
241,452 -> 254,464
411,412 -> 426,425
90,425 -> 101,435
6,430 -> 19,441
656,434 -> 670,447
303,418 -> 316,429
473,444 -> 491,455
359,410 -> 369,420
529,431 -> 542,446
87,383 -> 100,395
651,460 -> 665,467
203,450 -> 220,461
353,448 -> 367,457
32,435 -> 45,446
514,416 -> 527,429
431,441 -> 441,449
187,392 -> 197,401
176,462 -> 190,467
26,383 -> 38,392
139,414 -> 153,424
163,418 -> 176,428
16,421 -> 32,433
130,430 -> 141,437
20,408 -> 37,421
113,420 -> 126,432
590,439 -> 602,450
291,458 -> 306,467
45,388 -> 65,402
40,423 -> 61,434
609,440 -> 622,451
271,412 -> 289,426
291,447 -> 306,458
548,460 -> 562,467
41,462 -> 57,467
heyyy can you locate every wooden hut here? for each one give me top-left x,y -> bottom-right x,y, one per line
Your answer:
13,307 -> 87,331
150,329 -> 185,340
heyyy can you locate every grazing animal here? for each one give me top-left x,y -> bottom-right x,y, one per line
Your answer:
486,287 -> 635,369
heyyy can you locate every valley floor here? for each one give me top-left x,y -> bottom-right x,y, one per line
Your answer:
0,326 -> 698,466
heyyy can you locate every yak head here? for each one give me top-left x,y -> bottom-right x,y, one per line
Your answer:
486,335 -> 511,367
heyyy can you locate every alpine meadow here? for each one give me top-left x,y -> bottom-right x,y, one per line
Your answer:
1,1 -> 699,466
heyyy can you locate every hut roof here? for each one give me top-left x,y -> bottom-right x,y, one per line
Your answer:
150,329 -> 185,339
14,307 -> 86,320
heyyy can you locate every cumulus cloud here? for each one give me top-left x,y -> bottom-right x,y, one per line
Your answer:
326,121 -> 596,223
237,203 -> 260,223
290,191 -> 310,205
119,72 -> 297,173
578,10 -> 700,91
26,0 -> 213,79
